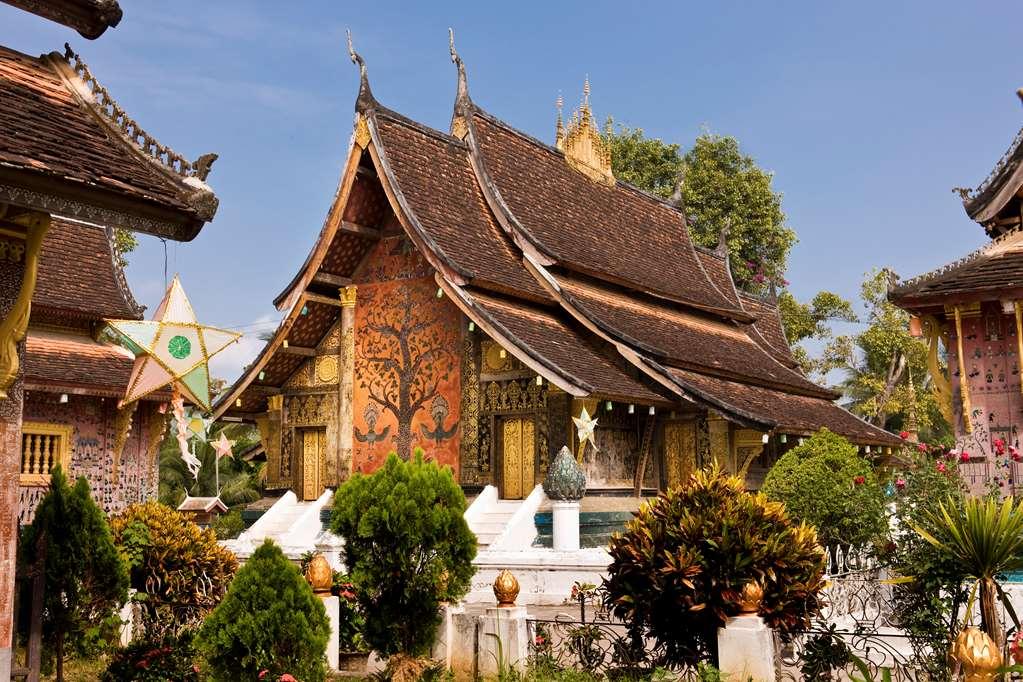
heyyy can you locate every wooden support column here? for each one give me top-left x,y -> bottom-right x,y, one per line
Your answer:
953,306 -> 973,434
0,208 -> 48,679
338,286 -> 357,481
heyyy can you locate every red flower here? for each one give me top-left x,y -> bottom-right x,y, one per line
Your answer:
895,478 -> 906,490
280,675 -> 298,682
961,451 -> 971,463
899,431 -> 909,440
854,475 -> 865,485
535,635 -> 545,646
259,672 -> 269,680
917,443 -> 928,453
937,462 -> 947,473
995,438 -> 1006,448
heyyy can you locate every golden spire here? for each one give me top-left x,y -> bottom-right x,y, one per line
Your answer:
555,94 -> 565,149
559,77 -> 614,185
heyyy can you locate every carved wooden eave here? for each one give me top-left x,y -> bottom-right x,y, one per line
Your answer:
0,207 -> 49,398
1,0 -> 122,39
211,288 -> 325,420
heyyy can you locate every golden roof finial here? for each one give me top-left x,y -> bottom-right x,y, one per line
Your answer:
555,94 -> 565,149
560,76 -> 613,185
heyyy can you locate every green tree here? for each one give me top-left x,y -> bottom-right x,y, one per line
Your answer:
112,228 -> 137,268
197,540 -> 329,682
824,269 -> 950,444
761,428 -> 887,549
19,467 -> 128,681
606,124 -> 795,289
158,422 -> 263,508
777,289 -> 858,377
330,451 -> 477,658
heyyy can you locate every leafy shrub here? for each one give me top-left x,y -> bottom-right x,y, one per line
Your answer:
110,501 -> 237,638
330,451 -> 477,657
761,428 -> 886,549
211,509 -> 245,539
883,445 -> 968,679
197,539 -> 329,682
19,467 -> 128,681
101,630 -> 200,681
603,466 -> 826,667
333,572 -> 367,651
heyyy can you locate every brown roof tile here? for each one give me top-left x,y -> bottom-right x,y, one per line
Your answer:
556,274 -> 831,397
33,218 -> 141,321
0,45 -> 216,236
373,110 -> 549,301
468,289 -> 670,403
695,248 -> 740,309
23,329 -> 165,398
470,111 -> 742,315
739,291 -> 798,368
668,367 -> 901,446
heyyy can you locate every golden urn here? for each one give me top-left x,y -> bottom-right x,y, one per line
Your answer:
951,626 -> 1002,682
304,553 -> 333,595
493,569 -> 520,607
739,581 -> 764,614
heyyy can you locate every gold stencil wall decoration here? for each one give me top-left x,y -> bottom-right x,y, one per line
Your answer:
315,355 -> 339,384
664,421 -> 697,490
481,339 -> 519,374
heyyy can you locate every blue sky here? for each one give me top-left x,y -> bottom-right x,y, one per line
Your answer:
3,1 -> 1021,383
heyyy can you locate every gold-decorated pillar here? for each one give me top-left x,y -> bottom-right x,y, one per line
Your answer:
706,411 -> 732,472
338,286 -> 357,480
256,394 -> 284,488
953,306 -> 973,434
0,207 -> 49,676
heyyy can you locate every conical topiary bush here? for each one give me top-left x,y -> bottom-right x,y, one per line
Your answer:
197,539 -> 329,681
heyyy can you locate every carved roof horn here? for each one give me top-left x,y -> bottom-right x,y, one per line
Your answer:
346,28 -> 376,112
449,28 -> 470,105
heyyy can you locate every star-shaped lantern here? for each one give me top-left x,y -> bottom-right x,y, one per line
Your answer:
105,276 -> 240,412
212,432 -> 235,460
573,406 -> 599,460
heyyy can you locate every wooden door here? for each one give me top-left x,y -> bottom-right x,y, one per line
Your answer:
299,427 -> 326,501
499,417 -> 535,500
663,420 -> 697,490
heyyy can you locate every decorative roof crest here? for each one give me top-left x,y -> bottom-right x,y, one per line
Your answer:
556,77 -> 614,185
448,28 -> 470,139
955,89 -> 1023,205
893,226 -> 1023,292
56,44 -> 217,183
346,29 -> 376,112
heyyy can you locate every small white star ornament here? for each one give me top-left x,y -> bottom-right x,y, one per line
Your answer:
573,406 -> 599,461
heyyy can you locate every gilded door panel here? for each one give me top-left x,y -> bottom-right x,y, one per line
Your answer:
501,417 -> 535,500
301,428 -> 324,501
664,421 -> 697,490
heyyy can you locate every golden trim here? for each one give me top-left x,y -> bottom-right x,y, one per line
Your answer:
19,421 -> 73,486
954,306 -> 973,434
339,285 -> 358,308
922,314 -> 953,426
354,115 -> 371,150
557,78 -> 614,186
0,211 -> 50,399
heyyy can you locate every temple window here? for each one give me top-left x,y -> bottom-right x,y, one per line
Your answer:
20,422 -> 73,486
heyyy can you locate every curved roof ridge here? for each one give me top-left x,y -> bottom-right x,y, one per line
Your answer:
892,227 -> 1023,295
102,224 -> 144,318
51,44 -> 218,192
962,123 -> 1023,212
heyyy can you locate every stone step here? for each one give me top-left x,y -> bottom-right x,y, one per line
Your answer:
474,532 -> 499,546
470,521 -> 507,534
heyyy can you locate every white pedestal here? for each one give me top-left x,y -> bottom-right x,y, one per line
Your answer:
477,606 -> 530,675
718,614 -> 776,682
322,595 -> 340,671
552,500 -> 580,551
118,589 -> 136,646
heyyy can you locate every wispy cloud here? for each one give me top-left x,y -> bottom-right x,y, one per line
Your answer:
209,314 -> 278,386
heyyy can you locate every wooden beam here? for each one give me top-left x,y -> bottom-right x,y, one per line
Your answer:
304,292 -> 343,307
311,271 -> 352,288
340,220 -> 381,239
357,165 -> 378,179
281,345 -> 317,357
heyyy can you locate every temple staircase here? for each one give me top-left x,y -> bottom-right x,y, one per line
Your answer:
222,489 -> 340,563
467,499 -> 521,550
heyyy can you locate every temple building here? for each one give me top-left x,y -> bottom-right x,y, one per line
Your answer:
18,218 -> 169,524
214,38 -> 898,506
0,2 -> 219,672
891,92 -> 1023,494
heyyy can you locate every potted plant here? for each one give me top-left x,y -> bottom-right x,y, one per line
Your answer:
332,572 -> 370,672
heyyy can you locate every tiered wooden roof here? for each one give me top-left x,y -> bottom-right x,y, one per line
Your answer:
23,218 -> 165,399
0,43 -> 218,239
213,41 -> 898,446
1,0 -> 122,40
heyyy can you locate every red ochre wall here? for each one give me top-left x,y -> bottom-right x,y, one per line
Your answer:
350,236 -> 462,475
18,393 -> 159,524
948,303 -> 1023,494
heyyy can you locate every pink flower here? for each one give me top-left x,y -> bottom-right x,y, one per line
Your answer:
535,635 -> 545,646
259,672 -> 269,680
854,475 -> 865,485
961,451 -> 971,463
895,478 -> 906,490
753,273 -> 766,284
995,438 -> 1006,448
917,443 -> 928,453
280,675 -> 298,682
899,431 -> 909,440
937,462 -> 947,473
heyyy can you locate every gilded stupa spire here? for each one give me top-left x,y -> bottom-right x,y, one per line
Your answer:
555,94 -> 565,149
558,77 -> 614,185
